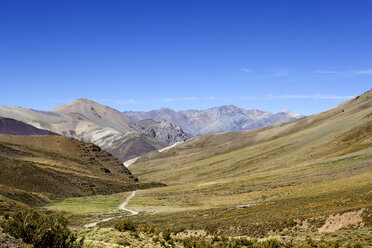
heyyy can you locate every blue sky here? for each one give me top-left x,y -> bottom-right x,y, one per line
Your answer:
0,0 -> 371,115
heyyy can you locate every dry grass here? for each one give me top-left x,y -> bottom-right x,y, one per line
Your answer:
2,90 -> 371,246
0,134 -> 139,214
125,90 -> 372,235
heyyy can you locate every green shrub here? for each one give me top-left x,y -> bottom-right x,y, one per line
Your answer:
302,237 -> 341,248
163,229 -> 171,241
115,219 -> 137,232
260,239 -> 282,248
212,235 -> 221,243
152,235 -> 159,243
0,209 -> 83,248
232,237 -> 254,246
204,224 -> 218,235
347,244 -> 363,248
181,237 -> 213,248
117,240 -> 131,246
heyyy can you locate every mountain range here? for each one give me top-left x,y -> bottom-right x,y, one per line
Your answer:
0,89 -> 370,246
125,105 -> 303,135
0,99 -> 300,162
0,99 -> 190,161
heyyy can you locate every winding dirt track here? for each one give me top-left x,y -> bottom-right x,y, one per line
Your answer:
84,190 -> 138,228
118,190 -> 138,215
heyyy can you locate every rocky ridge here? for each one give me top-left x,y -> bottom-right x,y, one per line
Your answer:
136,119 -> 192,145
125,105 -> 303,135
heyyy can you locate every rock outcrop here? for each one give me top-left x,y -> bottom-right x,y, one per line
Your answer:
136,119 -> 192,145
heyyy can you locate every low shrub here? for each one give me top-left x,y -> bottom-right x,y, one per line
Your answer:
0,209 -> 83,248
181,237 -> 213,248
260,239 -> 282,248
232,237 -> 254,246
162,228 -> 171,241
115,219 -> 137,232
303,237 -> 342,248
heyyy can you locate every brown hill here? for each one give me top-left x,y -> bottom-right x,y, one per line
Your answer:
0,134 -> 140,212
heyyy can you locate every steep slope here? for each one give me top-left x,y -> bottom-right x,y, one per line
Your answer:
128,89 -> 372,233
136,119 -> 192,145
0,117 -> 58,136
0,99 -> 167,161
125,105 -> 302,135
0,133 -> 141,212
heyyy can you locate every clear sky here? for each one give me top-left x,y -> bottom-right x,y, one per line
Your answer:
0,0 -> 371,115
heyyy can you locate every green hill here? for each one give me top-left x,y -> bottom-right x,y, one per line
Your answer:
128,89 -> 372,234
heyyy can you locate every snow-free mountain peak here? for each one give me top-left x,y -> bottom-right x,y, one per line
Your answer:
53,98 -> 137,134
125,105 -> 303,135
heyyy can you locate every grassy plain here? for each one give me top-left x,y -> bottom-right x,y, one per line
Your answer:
47,192 -> 132,214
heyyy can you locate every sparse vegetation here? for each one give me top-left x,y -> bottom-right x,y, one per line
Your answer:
78,226 -> 372,247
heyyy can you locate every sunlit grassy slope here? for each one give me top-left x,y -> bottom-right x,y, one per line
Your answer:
48,192 -> 131,214
128,89 -> 372,233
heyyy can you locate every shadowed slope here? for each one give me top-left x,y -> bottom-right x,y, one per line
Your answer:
0,117 -> 58,136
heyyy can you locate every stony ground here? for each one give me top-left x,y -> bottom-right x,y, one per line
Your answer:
0,231 -> 26,248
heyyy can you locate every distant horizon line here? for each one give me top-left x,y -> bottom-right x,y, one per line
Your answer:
1,91 -> 363,117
